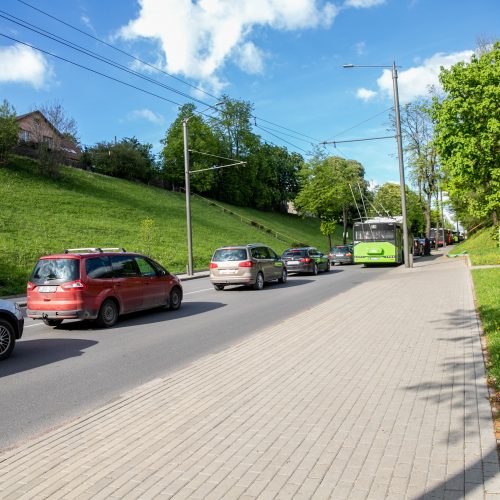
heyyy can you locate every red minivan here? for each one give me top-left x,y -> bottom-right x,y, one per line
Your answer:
27,248 -> 183,327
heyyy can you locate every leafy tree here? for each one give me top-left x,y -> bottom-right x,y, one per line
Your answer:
0,100 -> 19,163
372,183 -> 425,235
161,103 -> 219,193
294,154 -> 367,248
90,137 -> 158,182
398,98 -> 439,237
432,42 -> 500,226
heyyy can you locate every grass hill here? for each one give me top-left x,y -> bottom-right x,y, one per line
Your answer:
0,155 -> 344,296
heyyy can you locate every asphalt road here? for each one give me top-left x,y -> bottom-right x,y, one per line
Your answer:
0,264 -> 392,451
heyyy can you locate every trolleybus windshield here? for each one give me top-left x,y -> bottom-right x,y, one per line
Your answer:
354,223 -> 396,242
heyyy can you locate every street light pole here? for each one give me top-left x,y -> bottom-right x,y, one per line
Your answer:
182,102 -> 224,275
183,117 -> 193,275
391,62 -> 411,268
342,62 -> 412,268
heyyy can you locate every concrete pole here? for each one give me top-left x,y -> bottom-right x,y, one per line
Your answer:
392,62 -> 411,268
183,118 -> 193,276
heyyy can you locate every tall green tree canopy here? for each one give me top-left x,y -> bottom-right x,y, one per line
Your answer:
372,182 -> 425,234
294,154 -> 367,246
432,42 -> 500,225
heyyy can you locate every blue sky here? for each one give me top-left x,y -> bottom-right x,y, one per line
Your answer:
0,0 -> 498,188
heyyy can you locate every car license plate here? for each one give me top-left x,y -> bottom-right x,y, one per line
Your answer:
220,269 -> 237,275
38,286 -> 57,293
335,254 -> 343,257
287,261 -> 299,265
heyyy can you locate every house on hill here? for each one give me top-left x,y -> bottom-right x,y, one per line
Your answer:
15,111 -> 81,165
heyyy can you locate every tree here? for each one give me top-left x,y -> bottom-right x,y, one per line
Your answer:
294,154 -> 367,248
90,137 -> 158,182
161,103 -> 219,193
32,101 -> 79,176
398,98 -> 440,237
0,100 -> 19,163
432,42 -> 500,226
372,183 -> 425,235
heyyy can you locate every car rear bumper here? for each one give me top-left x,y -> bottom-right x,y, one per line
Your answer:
284,263 -> 313,273
331,257 -> 353,264
210,277 -> 255,286
27,309 -> 98,320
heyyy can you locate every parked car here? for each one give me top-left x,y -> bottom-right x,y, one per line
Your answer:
328,245 -> 354,265
281,247 -> 330,274
0,299 -> 24,361
27,248 -> 182,328
413,238 -> 423,256
210,243 -> 286,290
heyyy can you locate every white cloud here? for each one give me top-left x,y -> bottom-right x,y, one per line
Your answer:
344,0 -> 385,7
376,50 -> 474,103
356,87 -> 377,101
0,44 -> 52,89
128,108 -> 165,125
117,0 -> 338,92
354,41 -> 366,55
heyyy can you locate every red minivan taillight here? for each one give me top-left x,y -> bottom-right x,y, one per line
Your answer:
299,258 -> 312,263
27,282 -> 35,291
238,261 -> 254,268
209,262 -> 218,269
61,280 -> 86,290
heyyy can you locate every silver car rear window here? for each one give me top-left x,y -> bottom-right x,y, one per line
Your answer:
212,248 -> 248,261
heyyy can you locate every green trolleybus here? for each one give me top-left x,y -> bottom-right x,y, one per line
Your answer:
353,217 -> 405,265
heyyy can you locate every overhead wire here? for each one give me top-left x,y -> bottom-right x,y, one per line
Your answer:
14,0 -> 323,148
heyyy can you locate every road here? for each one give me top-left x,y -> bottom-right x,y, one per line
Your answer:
0,264 -> 392,451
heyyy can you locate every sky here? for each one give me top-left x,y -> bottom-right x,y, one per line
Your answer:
0,0 -> 498,188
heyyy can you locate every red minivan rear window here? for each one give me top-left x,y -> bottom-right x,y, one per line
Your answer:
30,258 -> 80,285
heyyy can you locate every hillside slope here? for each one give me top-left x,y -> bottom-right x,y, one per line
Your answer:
0,156 -> 343,296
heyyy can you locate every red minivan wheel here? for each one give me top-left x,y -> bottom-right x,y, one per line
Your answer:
96,299 -> 118,328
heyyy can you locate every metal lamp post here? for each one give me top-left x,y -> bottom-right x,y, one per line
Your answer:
183,102 -> 223,275
342,62 -> 412,268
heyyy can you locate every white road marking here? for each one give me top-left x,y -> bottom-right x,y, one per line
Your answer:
185,288 -> 214,295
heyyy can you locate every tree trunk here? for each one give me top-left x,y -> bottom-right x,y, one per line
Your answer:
435,192 -> 440,250
425,192 -> 431,237
343,207 -> 348,244
327,234 -> 332,251
492,210 -> 498,226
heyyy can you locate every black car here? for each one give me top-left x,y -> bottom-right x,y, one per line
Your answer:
0,299 -> 24,360
281,247 -> 330,275
328,245 -> 354,265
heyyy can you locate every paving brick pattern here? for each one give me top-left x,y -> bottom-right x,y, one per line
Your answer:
1,256 -> 498,499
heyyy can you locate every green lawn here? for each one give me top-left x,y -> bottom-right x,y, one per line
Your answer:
449,227 -> 500,265
0,155 -> 342,296
471,268 -> 500,390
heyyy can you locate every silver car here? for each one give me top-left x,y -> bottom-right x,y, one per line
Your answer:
210,244 -> 287,291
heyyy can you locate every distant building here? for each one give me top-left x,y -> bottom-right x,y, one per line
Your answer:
15,111 -> 81,165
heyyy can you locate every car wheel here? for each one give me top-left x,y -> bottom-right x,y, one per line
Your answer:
324,261 -> 330,272
96,299 -> 118,328
42,319 -> 63,327
214,284 -> 225,291
253,272 -> 264,290
169,287 -> 182,310
312,263 -> 318,276
0,319 -> 15,361
278,269 -> 287,284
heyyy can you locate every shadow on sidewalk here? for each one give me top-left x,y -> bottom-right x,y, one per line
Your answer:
414,447 -> 499,499
0,338 -> 98,376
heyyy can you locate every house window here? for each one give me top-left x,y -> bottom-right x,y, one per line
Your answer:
19,130 -> 30,141
43,136 -> 53,148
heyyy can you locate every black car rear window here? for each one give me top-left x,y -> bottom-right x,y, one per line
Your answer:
282,249 -> 307,258
212,249 -> 248,261
31,258 -> 80,284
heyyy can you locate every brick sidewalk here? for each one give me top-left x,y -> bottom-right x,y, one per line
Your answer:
1,255 -> 498,499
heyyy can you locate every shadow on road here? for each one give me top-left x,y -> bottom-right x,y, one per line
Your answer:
0,338 -> 98,377
50,301 -> 228,331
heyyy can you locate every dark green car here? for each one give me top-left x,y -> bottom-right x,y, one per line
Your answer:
281,247 -> 330,275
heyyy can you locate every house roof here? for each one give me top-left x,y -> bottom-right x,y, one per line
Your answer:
16,111 -> 62,138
